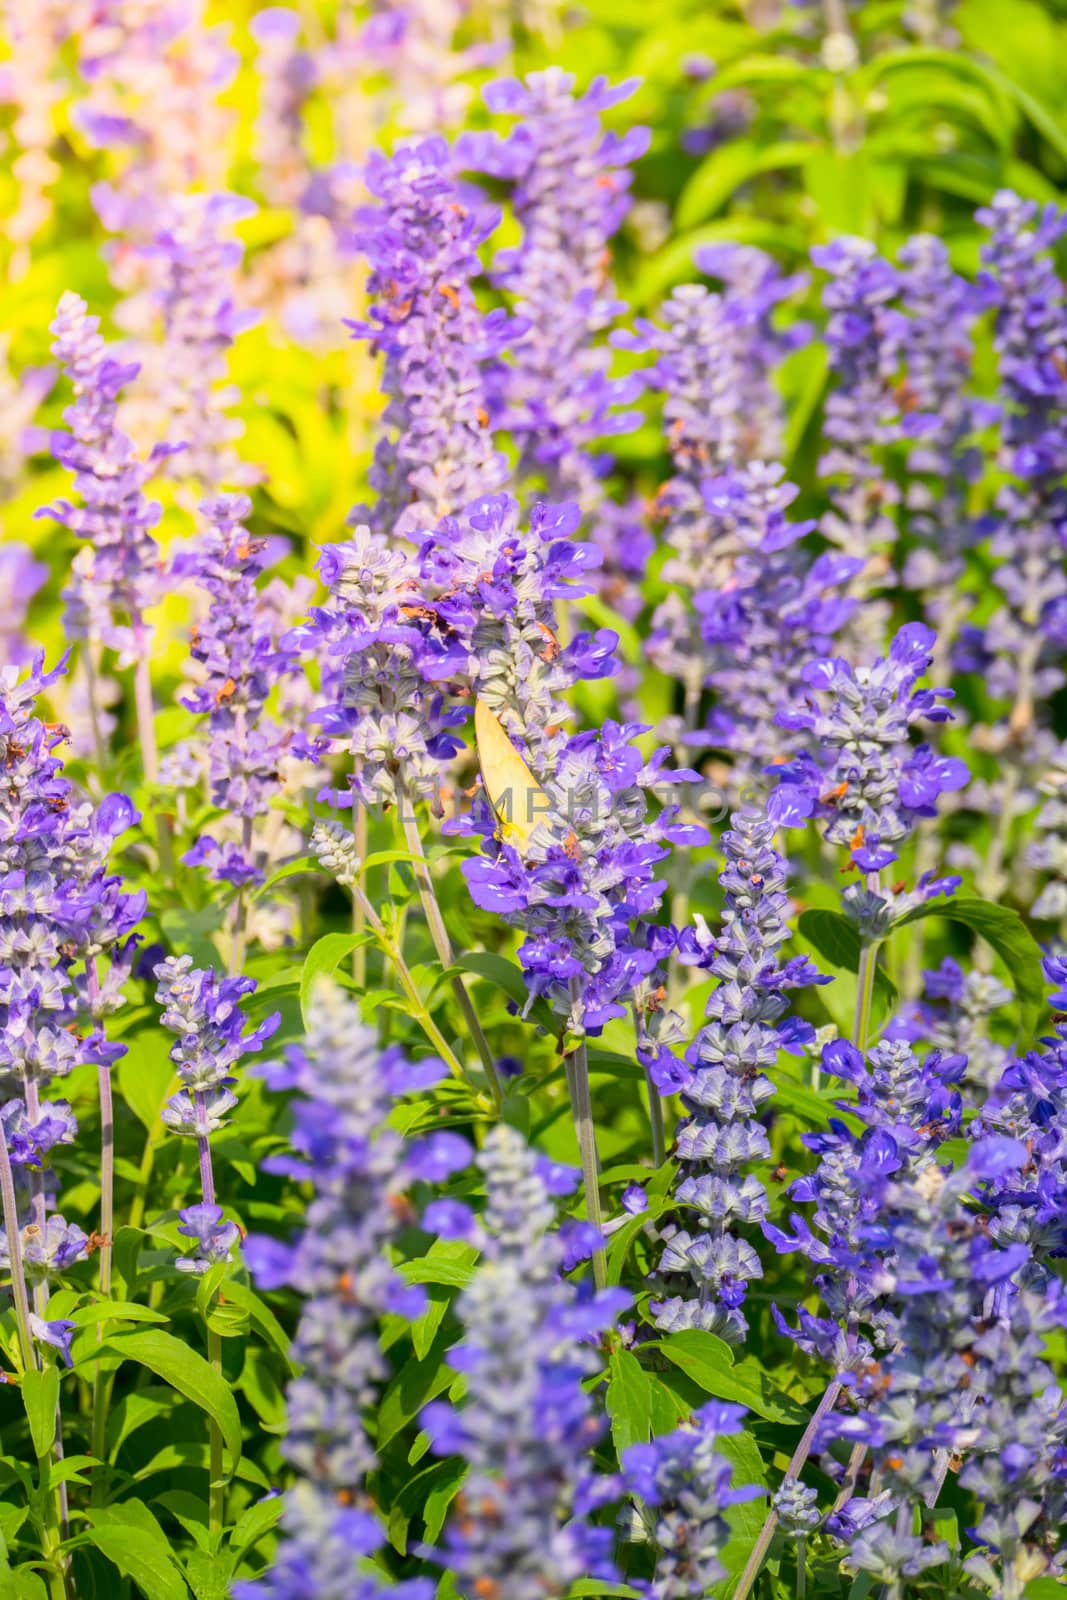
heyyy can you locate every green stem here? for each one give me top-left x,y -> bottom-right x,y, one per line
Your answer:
207,1326 -> 224,1535
352,801 -> 368,988
565,985 -> 607,1291
399,795 -> 502,1111
733,1379 -> 844,1600
852,939 -> 880,1052
132,615 -> 173,880
633,1003 -> 666,1167
350,884 -> 484,1102
0,1126 -> 35,1372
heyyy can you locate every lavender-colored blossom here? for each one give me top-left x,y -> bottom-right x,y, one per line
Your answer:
768,621 -> 969,874
886,956 -> 1013,1096
249,9 -> 316,211
653,808 -> 824,1341
461,719 -> 702,1029
154,955 -> 278,1270
896,235 -> 992,637
423,1124 -> 628,1599
813,236 -> 903,577
142,191 -> 259,490
462,70 -> 648,517
622,1401 -> 760,1599
174,493 -> 297,886
823,1145 -> 1066,1597
234,981 -> 441,1600
0,653 -> 144,1312
974,192 -> 1067,738
40,291 -> 176,661
346,137 -> 509,537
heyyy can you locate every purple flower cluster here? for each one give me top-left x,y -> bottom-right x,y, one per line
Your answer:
41,291 -> 176,661
462,719 -> 702,1028
769,621 -> 969,874
236,980 -> 446,1600
423,1123 -> 628,1599
0,654 -> 144,1339
653,808 -> 823,1341
175,493 -> 298,887
347,137 -> 510,537
619,249 -> 807,697
623,1401 -> 761,1598
154,955 -> 279,1272
462,70 -> 649,514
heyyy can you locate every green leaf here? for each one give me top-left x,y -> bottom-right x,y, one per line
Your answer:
161,905 -> 224,969
677,139 -> 812,228
221,1281 -> 294,1368
377,1331 -> 457,1453
102,1329 -> 243,1472
896,896 -> 1045,1034
82,1523 -> 190,1600
21,1367 -> 59,1460
606,1348 -> 653,1455
229,1493 -> 284,1564
251,856 -> 318,901
184,1546 -> 235,1600
67,1299 -> 169,1328
118,1028 -> 177,1133
4,1574 -> 47,1600
300,933 -> 371,1024
654,1330 -> 809,1425
797,909 -> 898,1012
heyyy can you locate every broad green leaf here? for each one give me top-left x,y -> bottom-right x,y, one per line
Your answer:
229,1493 -> 284,1564
654,1330 -> 809,1425
221,1281 -> 294,1369
797,909 -> 897,1014
118,1028 -> 177,1133
5,1574 -> 47,1600
897,896 -> 1045,1033
378,1331 -> 457,1453
82,1524 -> 190,1600
102,1329 -> 243,1472
21,1368 -> 59,1460
67,1300 -> 169,1328
299,933 -> 372,1023
678,139 -> 813,228
606,1348 -> 653,1455
183,1547 -> 235,1600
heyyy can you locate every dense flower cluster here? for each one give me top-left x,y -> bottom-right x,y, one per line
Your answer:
347,137 -> 509,536
423,1123 -> 628,1598
653,808 -> 823,1340
769,621 -> 969,873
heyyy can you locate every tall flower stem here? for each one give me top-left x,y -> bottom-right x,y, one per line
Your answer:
733,1378 -> 844,1600
0,1124 -> 36,1374
131,616 -> 173,880
90,952 -> 116,1500
634,1003 -> 666,1167
566,982 -> 606,1290
352,800 -> 368,989
852,874 -> 882,1052
348,882 -> 479,1101
399,793 -> 502,1111
194,1091 -> 224,1535
229,817 -> 255,978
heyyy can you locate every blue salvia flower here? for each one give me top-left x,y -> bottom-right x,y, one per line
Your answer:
766,1034 -> 964,1354
0,655 -> 144,1336
461,720 -> 703,1030
885,956 -> 1014,1097
234,981 -> 445,1600
622,1400 -> 761,1599
823,1139 -> 1065,1598
616,250 -> 807,699
463,69 -> 649,513
346,137 -> 510,537
972,191 -> 1067,746
813,237 -> 902,572
974,955 -> 1067,1268
422,1123 -> 629,1600
173,492 -> 299,889
652,807 -> 824,1342
154,956 -> 279,1272
769,621 -> 969,878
